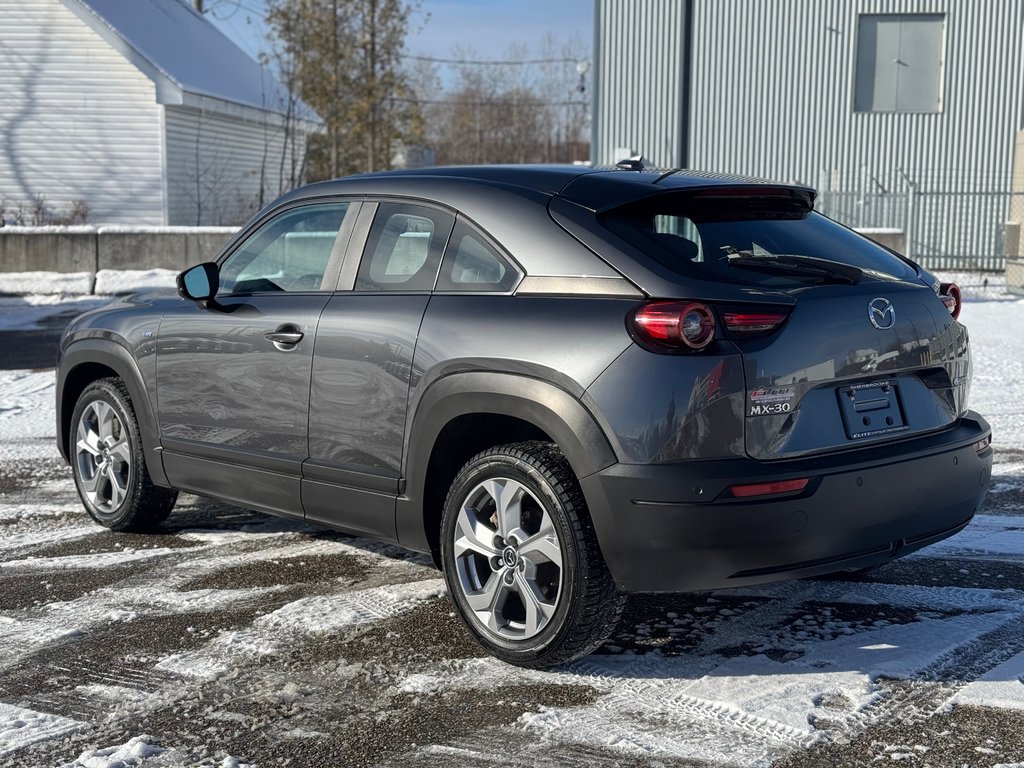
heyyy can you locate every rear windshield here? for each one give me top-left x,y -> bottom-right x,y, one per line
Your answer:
600,197 -> 919,286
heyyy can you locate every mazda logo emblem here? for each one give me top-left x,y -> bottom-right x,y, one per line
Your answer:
868,297 -> 895,330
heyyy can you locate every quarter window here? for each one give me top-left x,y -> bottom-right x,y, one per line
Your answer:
855,14 -> 945,113
355,203 -> 455,291
218,202 -> 350,294
435,220 -> 518,292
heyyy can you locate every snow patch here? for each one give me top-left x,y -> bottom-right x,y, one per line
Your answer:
946,648 -> 1024,711
1,547 -> 182,571
0,369 -> 60,460
0,273 -> 95,296
256,579 -> 446,634
93,269 -> 177,295
0,703 -> 82,758
59,735 -> 164,767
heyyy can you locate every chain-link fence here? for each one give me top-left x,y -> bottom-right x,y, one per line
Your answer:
817,190 -> 1024,272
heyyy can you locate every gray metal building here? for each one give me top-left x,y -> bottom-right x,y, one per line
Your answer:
593,0 -> 1024,269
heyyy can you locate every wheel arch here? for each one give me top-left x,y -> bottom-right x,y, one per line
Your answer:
396,372 -> 617,561
57,340 -> 168,487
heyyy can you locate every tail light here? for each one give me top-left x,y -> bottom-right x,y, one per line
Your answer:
939,282 -> 962,319
722,310 -> 790,335
631,301 -> 716,352
629,301 -> 790,353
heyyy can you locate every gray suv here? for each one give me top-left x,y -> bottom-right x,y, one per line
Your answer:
57,165 -> 992,667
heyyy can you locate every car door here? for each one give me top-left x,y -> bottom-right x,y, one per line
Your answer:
302,200 -> 455,539
157,200 -> 357,518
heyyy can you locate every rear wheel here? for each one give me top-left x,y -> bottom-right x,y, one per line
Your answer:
70,378 -> 177,532
441,441 -> 625,668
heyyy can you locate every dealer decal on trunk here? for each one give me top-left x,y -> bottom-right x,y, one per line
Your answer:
748,386 -> 797,416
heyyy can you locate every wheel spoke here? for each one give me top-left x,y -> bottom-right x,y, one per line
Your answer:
519,525 -> 562,568
513,570 -> 555,638
76,418 -> 102,457
519,509 -> 561,565
95,402 -> 116,443
454,505 -> 499,558
109,438 -> 132,466
79,465 -> 102,497
466,572 -> 508,632
107,466 -> 126,508
485,478 -> 525,539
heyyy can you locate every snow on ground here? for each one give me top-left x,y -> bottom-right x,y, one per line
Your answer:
0,296 -> 109,332
1,291 -> 1024,766
0,269 -> 176,297
0,704 -> 81,759
92,270 -> 177,295
0,369 -> 61,460
0,273 -> 95,296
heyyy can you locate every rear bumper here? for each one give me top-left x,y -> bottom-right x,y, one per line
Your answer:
580,413 -> 992,593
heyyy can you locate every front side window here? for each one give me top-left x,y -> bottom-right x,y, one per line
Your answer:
219,202 -> 350,295
435,219 -> 519,292
855,14 -> 945,113
355,203 -> 455,291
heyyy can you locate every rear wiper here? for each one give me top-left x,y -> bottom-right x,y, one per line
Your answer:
721,247 -> 862,284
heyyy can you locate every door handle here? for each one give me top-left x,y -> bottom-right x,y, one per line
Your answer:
265,325 -> 304,349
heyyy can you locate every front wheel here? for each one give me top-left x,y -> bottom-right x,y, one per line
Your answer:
441,441 -> 625,668
70,377 -> 178,532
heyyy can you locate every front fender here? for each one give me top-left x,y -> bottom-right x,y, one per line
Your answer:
56,339 -> 168,487
395,371 -> 617,552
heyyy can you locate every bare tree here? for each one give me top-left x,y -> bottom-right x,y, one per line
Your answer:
266,0 -> 420,179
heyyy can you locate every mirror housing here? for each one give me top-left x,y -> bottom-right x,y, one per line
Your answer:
177,262 -> 219,303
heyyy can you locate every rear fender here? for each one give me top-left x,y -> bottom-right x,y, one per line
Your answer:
396,372 -> 617,553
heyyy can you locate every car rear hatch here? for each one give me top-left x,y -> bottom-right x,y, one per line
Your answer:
737,278 -> 968,460
559,179 -> 970,461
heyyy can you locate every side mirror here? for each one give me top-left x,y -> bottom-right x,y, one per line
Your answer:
177,262 -> 219,302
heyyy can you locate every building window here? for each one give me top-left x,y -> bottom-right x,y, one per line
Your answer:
855,14 -> 945,113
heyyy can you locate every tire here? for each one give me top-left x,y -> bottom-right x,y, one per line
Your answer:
69,377 -> 178,532
440,441 -> 625,668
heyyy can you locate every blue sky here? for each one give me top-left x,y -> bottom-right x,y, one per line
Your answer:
207,0 -> 594,65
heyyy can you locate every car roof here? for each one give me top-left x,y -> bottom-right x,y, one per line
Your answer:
277,164 -> 816,212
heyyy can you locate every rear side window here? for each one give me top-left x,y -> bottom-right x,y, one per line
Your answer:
601,195 -> 919,286
435,220 -> 519,292
356,203 -> 454,291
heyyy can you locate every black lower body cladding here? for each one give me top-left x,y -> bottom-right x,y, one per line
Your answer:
581,413 -> 992,593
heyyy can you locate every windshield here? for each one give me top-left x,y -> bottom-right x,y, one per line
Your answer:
601,197 -> 919,286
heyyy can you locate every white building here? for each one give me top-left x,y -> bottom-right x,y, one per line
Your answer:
0,0 -> 322,226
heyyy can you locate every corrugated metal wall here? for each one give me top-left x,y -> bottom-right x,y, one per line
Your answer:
593,0 -> 689,168
0,0 -> 165,225
689,0 -> 1023,194
594,0 -> 1024,269
164,106 -> 306,226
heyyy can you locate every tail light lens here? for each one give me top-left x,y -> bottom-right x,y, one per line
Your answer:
630,301 -> 790,353
722,310 -> 791,335
939,282 -> 962,319
631,301 -> 716,352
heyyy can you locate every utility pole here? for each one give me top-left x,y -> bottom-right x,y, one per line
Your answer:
194,0 -> 205,13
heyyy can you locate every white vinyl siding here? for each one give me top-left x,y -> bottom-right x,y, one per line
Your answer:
0,0 -> 165,225
163,105 -> 308,226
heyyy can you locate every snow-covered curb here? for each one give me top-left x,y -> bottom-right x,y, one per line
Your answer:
0,270 -> 178,297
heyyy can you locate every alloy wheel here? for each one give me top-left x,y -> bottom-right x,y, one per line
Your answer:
75,399 -> 132,514
451,476 -> 564,640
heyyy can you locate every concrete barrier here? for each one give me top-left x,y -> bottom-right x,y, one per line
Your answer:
0,226 -> 238,273
0,226 -> 98,272
855,228 -> 906,255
